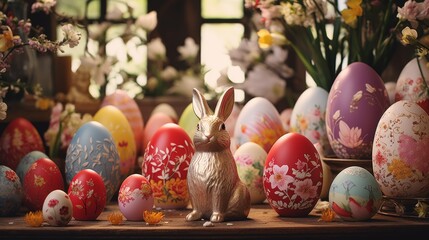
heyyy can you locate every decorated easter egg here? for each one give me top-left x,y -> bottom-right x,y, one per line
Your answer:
329,166 -> 382,221
326,62 -> 390,159
0,117 -> 45,171
234,142 -> 267,204
16,150 -> 48,182
233,97 -> 285,153
94,105 -> 137,181
24,158 -> 64,211
102,89 -> 145,154
373,100 -> 429,198
42,190 -> 73,226
142,123 -> 194,209
178,103 -> 199,139
143,112 -> 174,150
68,169 -> 106,220
0,165 -> 22,216
263,132 -> 323,217
152,103 -> 178,122
65,121 -> 120,202
290,86 -> 331,156
118,174 -> 154,221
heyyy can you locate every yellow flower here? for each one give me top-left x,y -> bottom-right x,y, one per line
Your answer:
415,201 -> 428,218
0,26 -> 15,52
387,158 -> 413,180
143,210 -> 164,225
35,98 -> 55,110
257,29 -> 273,49
24,211 -> 44,227
401,27 -> 418,45
318,207 -> 336,222
108,211 -> 124,225
342,0 -> 363,28
34,175 -> 46,187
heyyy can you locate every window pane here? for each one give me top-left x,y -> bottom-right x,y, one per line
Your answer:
108,0 -> 147,18
201,23 -> 243,72
202,0 -> 243,19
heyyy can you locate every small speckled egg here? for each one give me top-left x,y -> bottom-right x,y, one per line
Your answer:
118,174 -> 154,221
42,190 -> 73,226
329,166 -> 382,221
24,158 -> 64,211
16,150 -> 48,182
263,133 -> 323,217
65,121 -> 120,202
234,97 -> 285,153
234,142 -> 267,204
0,165 -> 22,216
68,169 -> 106,220
372,100 -> 429,198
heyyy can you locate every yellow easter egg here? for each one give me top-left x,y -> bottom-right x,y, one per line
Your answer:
94,105 -> 137,180
178,103 -> 199,139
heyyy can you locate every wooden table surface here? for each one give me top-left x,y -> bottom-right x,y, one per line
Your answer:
1,201 -> 428,240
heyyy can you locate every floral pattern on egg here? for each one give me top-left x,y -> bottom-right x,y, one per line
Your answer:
372,100 -> 429,198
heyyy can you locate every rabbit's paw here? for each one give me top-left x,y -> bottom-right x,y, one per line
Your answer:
186,210 -> 203,221
210,212 -> 225,223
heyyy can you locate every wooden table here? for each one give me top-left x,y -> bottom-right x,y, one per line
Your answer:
1,201 -> 428,240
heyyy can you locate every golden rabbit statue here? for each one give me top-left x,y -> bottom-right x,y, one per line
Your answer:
186,87 -> 251,223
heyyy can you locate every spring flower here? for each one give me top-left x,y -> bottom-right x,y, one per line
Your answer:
178,37 -> 199,61
338,120 -> 363,149
401,26 -> 418,45
318,207 -> 336,222
61,24 -> 81,48
24,211 -> 44,227
135,11 -> 158,32
108,211 -> 124,225
143,210 -> 164,225
342,0 -> 363,28
269,164 -> 294,191
147,38 -> 167,61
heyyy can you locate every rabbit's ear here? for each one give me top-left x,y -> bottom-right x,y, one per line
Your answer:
192,88 -> 213,119
214,87 -> 234,122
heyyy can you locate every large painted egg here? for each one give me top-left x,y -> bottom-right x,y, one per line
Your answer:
94,105 -> 137,181
65,121 -> 120,202
68,169 -> 106,220
0,117 -> 45,171
0,165 -> 22,216
142,123 -> 194,209
118,174 -> 154,221
290,86 -> 331,156
42,190 -> 73,226
329,166 -> 382,221
233,97 -> 285,153
16,150 -> 48,182
102,89 -> 145,155
178,103 -> 199,139
143,112 -> 174,150
263,133 -> 323,217
326,62 -> 390,159
24,158 -> 64,211
372,100 -> 429,198
234,142 -> 267,204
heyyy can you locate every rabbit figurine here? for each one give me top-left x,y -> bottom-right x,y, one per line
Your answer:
186,87 -> 251,223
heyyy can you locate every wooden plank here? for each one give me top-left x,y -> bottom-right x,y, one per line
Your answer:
1,202 -> 428,240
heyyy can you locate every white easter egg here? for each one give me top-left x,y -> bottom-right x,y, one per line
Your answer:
42,190 -> 73,226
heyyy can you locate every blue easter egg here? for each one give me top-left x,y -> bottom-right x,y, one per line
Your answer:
65,121 -> 120,202
0,165 -> 22,216
329,166 -> 382,221
16,150 -> 48,182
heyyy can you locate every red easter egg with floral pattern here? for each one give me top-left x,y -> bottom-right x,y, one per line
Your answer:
23,158 -> 64,211
0,117 -> 45,171
68,169 -> 106,220
142,123 -> 194,209
118,174 -> 154,221
263,133 -> 323,217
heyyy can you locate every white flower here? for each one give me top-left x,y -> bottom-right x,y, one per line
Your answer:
241,63 -> 286,103
178,37 -> 199,60
147,38 -> 166,61
88,22 -> 111,41
167,75 -> 202,97
61,24 -> 81,48
264,46 -> 294,78
160,66 -> 178,81
0,101 -> 7,120
135,11 -> 157,31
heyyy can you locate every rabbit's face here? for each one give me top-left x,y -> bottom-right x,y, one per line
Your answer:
193,115 -> 231,152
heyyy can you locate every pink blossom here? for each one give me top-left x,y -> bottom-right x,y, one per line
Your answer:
235,155 -> 253,166
269,164 -> 294,191
398,134 -> 429,173
48,199 -> 59,208
294,178 -> 317,200
295,160 -> 305,170
397,1 -> 420,27
338,120 -> 363,149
